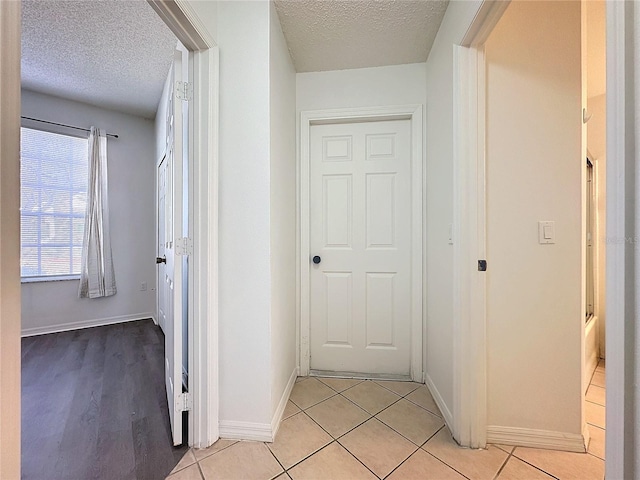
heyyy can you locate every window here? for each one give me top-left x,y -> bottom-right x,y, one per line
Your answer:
20,127 -> 88,279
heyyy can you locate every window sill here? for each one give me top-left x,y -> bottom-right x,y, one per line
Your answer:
21,275 -> 80,284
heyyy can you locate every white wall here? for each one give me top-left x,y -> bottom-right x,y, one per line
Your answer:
484,1 -> 583,436
217,0 -> 273,427
423,0 -> 482,417
296,63 -> 426,112
269,0 -> 297,418
21,90 -> 157,335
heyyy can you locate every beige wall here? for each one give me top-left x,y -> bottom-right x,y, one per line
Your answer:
485,1 -> 584,436
0,1 -> 21,477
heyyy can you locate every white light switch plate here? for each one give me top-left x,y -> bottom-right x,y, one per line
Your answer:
538,221 -> 555,244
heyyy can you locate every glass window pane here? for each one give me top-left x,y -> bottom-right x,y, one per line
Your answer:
20,127 -> 88,277
72,192 -> 87,216
40,188 -> 71,214
72,217 -> 85,246
21,247 -> 39,277
72,165 -> 88,190
40,159 -> 71,188
40,247 -> 71,276
72,247 -> 82,274
21,185 -> 39,213
21,215 -> 39,245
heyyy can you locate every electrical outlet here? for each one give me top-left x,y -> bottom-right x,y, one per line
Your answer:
140,281 -> 147,291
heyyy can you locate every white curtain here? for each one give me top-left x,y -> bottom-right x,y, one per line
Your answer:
78,127 -> 116,298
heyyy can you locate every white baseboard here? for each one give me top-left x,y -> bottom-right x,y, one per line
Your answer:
487,425 -> 587,453
424,373 -> 454,430
271,367 -> 299,440
219,420 -> 274,443
21,312 -> 155,337
219,367 -> 299,443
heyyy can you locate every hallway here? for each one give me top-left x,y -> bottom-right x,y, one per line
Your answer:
168,374 -> 604,479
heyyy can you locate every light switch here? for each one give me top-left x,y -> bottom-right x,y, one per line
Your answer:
538,221 -> 555,244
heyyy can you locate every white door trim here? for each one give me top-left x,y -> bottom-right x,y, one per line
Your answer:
451,0 -> 509,449
604,1 -> 627,477
452,43 -> 488,449
147,0 -> 219,449
299,105 -> 424,382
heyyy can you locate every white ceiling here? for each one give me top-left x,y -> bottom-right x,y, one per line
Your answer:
22,0 -> 449,118
21,0 -> 178,119
274,0 -> 449,73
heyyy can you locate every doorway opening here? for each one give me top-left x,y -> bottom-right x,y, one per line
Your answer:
299,105 -> 424,383
453,0 -> 609,472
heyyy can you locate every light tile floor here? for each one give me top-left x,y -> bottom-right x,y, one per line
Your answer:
167,364 -> 605,480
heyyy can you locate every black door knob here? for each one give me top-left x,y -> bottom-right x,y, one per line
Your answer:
156,256 -> 166,264
312,255 -> 321,264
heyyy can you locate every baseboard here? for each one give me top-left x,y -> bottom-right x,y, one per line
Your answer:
21,312 -> 155,337
424,373 -> 454,430
219,367 -> 298,443
271,367 -> 299,441
218,420 -> 274,442
487,425 -> 587,453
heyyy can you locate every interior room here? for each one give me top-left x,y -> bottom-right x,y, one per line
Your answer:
1,0 -> 633,479
19,1 -> 190,478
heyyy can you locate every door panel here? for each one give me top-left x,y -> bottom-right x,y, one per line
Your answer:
309,120 -> 412,375
158,48 -> 185,446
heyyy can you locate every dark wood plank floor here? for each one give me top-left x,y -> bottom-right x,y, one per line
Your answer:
21,320 -> 188,480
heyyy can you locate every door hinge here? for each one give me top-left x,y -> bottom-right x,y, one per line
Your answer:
175,81 -> 193,101
175,237 -> 193,256
177,392 -> 193,412
478,260 -> 487,272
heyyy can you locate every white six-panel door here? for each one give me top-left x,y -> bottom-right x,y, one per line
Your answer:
159,49 -> 185,446
309,119 -> 412,375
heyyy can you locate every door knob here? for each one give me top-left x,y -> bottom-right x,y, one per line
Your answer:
312,255 -> 321,264
156,256 -> 166,264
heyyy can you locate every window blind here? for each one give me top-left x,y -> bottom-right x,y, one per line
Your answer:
20,127 -> 88,278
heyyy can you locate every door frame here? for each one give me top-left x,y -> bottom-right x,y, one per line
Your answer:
454,1 -> 626,476
299,105 -> 424,382
147,0 -> 220,449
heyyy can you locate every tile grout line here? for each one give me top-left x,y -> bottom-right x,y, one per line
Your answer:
302,396 -> 373,441
333,436 -> 385,480
509,453 -> 561,480
379,443 -> 422,479
491,449 -> 514,480
422,447 -> 474,480
272,412 -> 337,474
292,390 -> 384,479
194,455 -> 205,480
191,439 -> 238,464
286,377 -> 447,476
264,436 -> 290,478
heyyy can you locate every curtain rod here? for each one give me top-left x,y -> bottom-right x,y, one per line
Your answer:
21,116 -> 119,139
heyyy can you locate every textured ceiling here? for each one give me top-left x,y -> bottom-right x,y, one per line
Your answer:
274,0 -> 449,73
22,0 -> 178,119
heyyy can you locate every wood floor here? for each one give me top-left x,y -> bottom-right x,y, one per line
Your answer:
21,320 -> 188,480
